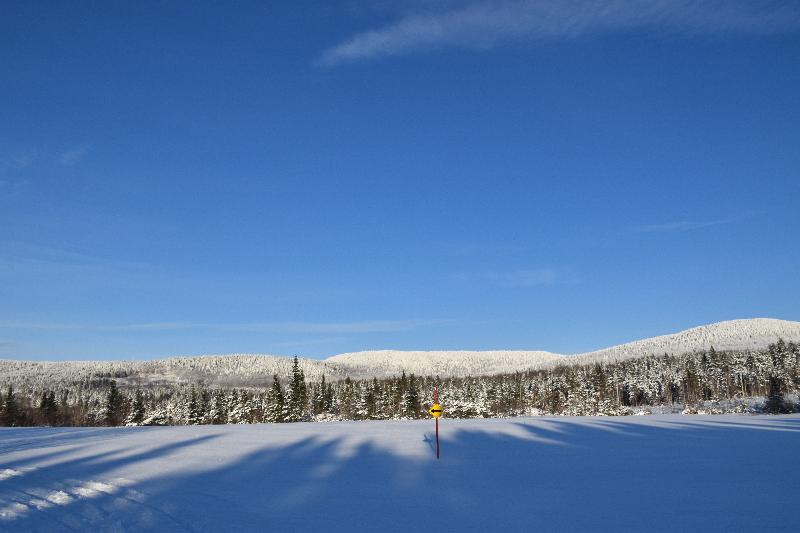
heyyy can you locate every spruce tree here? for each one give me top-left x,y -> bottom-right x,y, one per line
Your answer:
403,373 -> 421,418
48,390 -> 58,424
187,387 -> 202,425
210,389 -> 227,424
365,378 -> 379,419
312,374 -> 326,414
764,376 -> 790,414
340,377 -> 355,419
324,380 -> 334,412
286,356 -> 308,422
266,374 -> 285,422
395,371 -> 408,415
1,386 -> 20,426
104,381 -> 123,426
227,390 -> 248,424
39,390 -> 58,425
127,389 -> 146,425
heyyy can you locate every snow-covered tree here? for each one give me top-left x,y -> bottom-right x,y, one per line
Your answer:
104,381 -> 124,426
286,356 -> 308,422
126,389 -> 146,425
265,375 -> 285,423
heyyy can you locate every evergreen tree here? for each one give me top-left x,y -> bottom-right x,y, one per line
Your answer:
187,387 -> 203,425
199,389 -> 212,424
764,376 -> 791,414
227,390 -> 248,424
324,380 -> 335,412
403,373 -> 421,418
311,374 -> 327,414
340,377 -> 355,418
127,389 -> 146,425
265,375 -> 285,422
209,389 -> 227,424
1,386 -> 20,426
39,390 -> 58,425
394,371 -> 408,415
365,378 -> 379,419
286,356 -> 308,422
104,381 -> 123,426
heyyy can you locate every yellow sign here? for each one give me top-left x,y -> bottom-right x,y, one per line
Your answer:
428,403 -> 443,418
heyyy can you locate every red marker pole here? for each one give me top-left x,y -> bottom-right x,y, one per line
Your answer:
434,387 -> 440,460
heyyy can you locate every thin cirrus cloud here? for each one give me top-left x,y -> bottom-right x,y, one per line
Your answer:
454,268 -> 559,287
632,219 -> 733,233
0,240 -> 153,276
0,153 -> 36,171
0,319 -> 448,334
56,144 -> 90,166
629,212 -> 759,233
318,0 -> 800,66
487,268 -> 558,287
0,340 -> 20,354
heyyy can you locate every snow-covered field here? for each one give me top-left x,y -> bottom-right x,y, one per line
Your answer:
1,415 -> 798,532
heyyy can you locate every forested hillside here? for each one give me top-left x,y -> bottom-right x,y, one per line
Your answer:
2,340 -> 797,427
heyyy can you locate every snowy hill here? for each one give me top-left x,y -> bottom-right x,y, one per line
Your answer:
1,318 -> 798,388
569,318 -> 800,364
0,354 -> 343,390
323,318 -> 800,377
325,349 -> 562,379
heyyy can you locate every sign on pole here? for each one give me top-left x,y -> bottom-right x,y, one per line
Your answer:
429,387 -> 444,459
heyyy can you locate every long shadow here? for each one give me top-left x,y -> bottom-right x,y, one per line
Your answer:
0,433 -> 221,531
0,427 -> 160,454
2,416 -> 799,532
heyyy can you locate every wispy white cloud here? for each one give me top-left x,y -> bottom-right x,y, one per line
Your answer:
440,242 -> 528,257
0,241 -> 152,276
0,319 -> 449,334
629,211 -> 761,234
455,267 -> 559,287
632,219 -> 732,233
272,337 -> 348,349
57,144 -> 90,166
0,340 -> 20,354
0,152 -> 37,171
486,268 -> 558,287
319,0 -> 800,66
225,319 -> 451,334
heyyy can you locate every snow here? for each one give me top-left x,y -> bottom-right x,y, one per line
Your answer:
325,318 -> 800,376
1,415 -> 798,531
326,349 -> 563,378
2,318 -> 799,389
569,318 -> 800,364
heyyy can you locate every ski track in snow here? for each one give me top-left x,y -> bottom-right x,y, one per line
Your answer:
1,415 -> 799,532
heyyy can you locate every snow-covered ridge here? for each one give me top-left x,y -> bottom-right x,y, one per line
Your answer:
1,318 -> 798,386
322,318 -> 800,377
0,355 -> 343,389
325,350 -> 562,379
568,318 -> 800,364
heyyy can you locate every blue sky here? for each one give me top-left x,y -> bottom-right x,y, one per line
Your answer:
2,1 -> 799,360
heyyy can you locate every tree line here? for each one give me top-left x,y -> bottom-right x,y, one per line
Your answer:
2,341 -> 798,427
